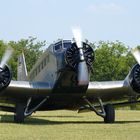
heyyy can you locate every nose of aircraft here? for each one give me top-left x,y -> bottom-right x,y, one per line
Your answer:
65,42 -> 94,85
64,28 -> 95,86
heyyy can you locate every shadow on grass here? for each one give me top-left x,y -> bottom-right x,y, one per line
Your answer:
1,114 -> 140,125
115,121 -> 140,124
32,115 -> 83,118
0,114 -> 102,125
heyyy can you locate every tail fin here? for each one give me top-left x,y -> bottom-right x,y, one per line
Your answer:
17,52 -> 28,81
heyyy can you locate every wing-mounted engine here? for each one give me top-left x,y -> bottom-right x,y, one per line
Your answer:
0,47 -> 13,91
129,64 -> 140,93
0,65 -> 12,91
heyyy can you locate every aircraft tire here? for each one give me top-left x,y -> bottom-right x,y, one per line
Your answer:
104,104 -> 115,123
14,103 -> 25,123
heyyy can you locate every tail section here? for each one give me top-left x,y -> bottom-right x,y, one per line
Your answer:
17,53 -> 28,81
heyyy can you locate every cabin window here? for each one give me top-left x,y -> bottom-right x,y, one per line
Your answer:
31,72 -> 33,79
46,55 -> 49,63
35,69 -> 37,76
38,65 -> 41,73
33,70 -> 35,77
30,74 -> 33,80
41,62 -> 43,69
30,69 -> 37,80
43,59 -> 46,67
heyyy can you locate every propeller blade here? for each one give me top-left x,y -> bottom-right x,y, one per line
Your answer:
72,27 -> 89,85
72,27 -> 82,49
78,61 -> 89,85
131,47 -> 140,65
0,46 -> 13,69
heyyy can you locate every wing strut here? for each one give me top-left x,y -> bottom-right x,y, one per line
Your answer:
81,97 -> 106,117
24,96 -> 49,117
78,97 -> 115,123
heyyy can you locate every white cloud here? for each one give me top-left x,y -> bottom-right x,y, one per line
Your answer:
88,3 -> 125,14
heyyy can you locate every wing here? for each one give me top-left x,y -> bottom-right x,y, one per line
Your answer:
86,62 -> 140,102
3,80 -> 53,100
86,80 -> 130,101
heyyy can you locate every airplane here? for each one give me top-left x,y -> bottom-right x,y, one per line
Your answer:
0,28 -> 140,124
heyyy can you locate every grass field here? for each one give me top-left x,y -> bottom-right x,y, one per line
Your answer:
0,110 -> 140,140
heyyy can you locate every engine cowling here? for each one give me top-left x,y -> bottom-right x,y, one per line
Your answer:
129,64 -> 140,93
65,42 -> 94,71
0,65 -> 12,91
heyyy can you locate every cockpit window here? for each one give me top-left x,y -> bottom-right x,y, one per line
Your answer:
54,43 -> 62,51
63,42 -> 71,49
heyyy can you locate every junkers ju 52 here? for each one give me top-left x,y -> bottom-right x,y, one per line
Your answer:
0,28 -> 140,123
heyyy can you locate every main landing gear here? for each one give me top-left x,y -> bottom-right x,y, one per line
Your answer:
14,103 -> 25,123
14,97 -> 49,123
82,97 -> 115,123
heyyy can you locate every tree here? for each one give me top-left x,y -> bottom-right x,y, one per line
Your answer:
2,37 -> 46,80
0,40 -> 8,59
90,41 -> 136,81
0,38 -> 137,81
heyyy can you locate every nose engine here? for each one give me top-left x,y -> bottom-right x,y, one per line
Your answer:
65,42 -> 94,71
0,65 -> 12,91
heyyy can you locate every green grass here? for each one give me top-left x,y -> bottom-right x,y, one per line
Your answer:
0,110 -> 140,140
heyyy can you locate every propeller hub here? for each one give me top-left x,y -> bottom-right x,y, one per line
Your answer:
79,48 -> 85,61
71,27 -> 94,86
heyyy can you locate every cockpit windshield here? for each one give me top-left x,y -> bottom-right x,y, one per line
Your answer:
63,42 -> 71,49
53,40 -> 72,52
54,42 -> 62,51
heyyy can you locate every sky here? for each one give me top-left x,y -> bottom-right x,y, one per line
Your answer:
0,0 -> 140,48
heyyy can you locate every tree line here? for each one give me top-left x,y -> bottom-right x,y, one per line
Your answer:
0,37 -> 46,80
90,41 -> 136,81
0,37 -> 137,81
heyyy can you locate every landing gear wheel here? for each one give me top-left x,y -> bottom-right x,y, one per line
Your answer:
104,104 -> 115,123
14,103 -> 25,123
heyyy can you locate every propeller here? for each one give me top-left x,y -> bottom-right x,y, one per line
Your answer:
131,47 -> 140,65
0,46 -> 13,91
0,46 -> 13,69
72,27 -> 89,86
130,48 -> 140,93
